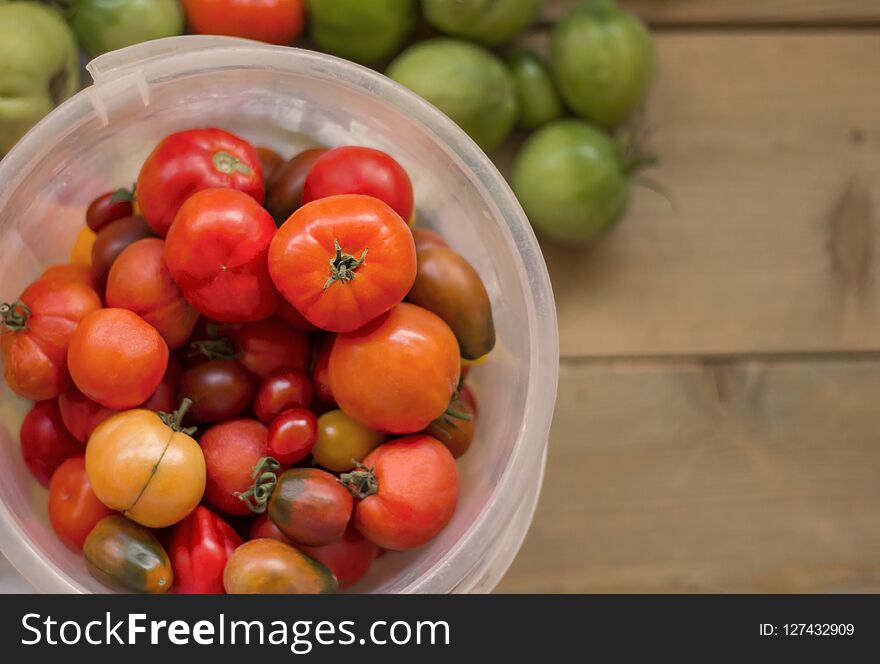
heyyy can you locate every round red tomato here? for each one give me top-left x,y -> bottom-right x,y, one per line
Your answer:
268,194 -> 416,332
106,238 -> 199,349
137,128 -> 264,237
183,0 -> 305,46
20,399 -> 82,486
86,189 -> 134,232
200,418 -> 273,516
254,371 -> 313,424
267,408 -> 317,465
329,303 -> 460,433
343,435 -> 459,551
302,146 -> 414,222
177,359 -> 256,424
58,386 -> 117,444
48,457 -> 114,550
165,188 -> 279,322
296,525 -> 378,589
67,308 -> 169,410
1,278 -> 101,401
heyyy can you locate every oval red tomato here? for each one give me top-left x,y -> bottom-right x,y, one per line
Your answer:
137,128 -> 264,237
86,189 -> 134,232
20,399 -> 82,487
267,407 -> 317,465
165,188 -> 279,322
169,505 -> 242,594
254,371 -> 313,424
48,456 -> 114,550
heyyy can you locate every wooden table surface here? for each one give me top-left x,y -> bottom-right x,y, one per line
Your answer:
495,0 -> 880,593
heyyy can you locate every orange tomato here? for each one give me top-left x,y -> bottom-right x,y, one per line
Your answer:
223,539 -> 337,594
67,308 -> 169,409
329,303 -> 460,433
70,226 -> 97,266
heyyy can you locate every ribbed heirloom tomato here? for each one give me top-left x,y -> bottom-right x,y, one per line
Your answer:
268,194 -> 417,332
329,303 -> 460,433
106,238 -> 199,349
67,308 -> 169,410
1,278 -> 101,400
137,128 -> 265,237
165,188 -> 279,322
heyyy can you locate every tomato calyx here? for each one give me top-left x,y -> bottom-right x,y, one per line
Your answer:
0,300 -> 30,331
324,239 -> 368,290
190,337 -> 239,361
236,456 -> 281,513
157,398 -> 198,436
109,184 -> 136,204
212,151 -> 254,176
338,461 -> 378,499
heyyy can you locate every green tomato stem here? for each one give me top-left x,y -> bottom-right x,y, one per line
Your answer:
339,461 -> 378,499
0,301 -> 30,331
236,457 -> 281,514
324,239 -> 368,290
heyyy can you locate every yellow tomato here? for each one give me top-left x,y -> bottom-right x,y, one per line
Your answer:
70,226 -> 96,266
312,409 -> 384,472
85,402 -> 205,528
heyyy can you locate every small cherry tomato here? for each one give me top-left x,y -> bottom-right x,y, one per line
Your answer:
329,303 -> 460,433
311,335 -> 335,405
267,408 -> 317,465
58,386 -> 117,444
269,194 -> 416,332
302,146 -> 414,222
223,538 -> 337,594
169,505 -> 242,594
86,189 -> 134,232
265,147 -> 327,224
40,263 -> 99,290
68,308 -> 169,410
411,227 -> 448,252
228,317 -> 311,378
268,468 -> 353,546
312,409 -> 384,472
424,385 -> 477,458
248,513 -> 291,543
48,456 -> 114,550
165,188 -> 279,322
86,401 -> 206,528
90,215 -> 154,280
70,226 -> 97,266
137,128 -> 265,237
296,525 -> 377,589
83,515 -> 173,593
255,146 -> 284,182
343,435 -> 459,551
140,357 -> 184,412
2,278 -> 102,400
106,238 -> 199,349
200,418 -> 272,516
407,246 -> 495,360
183,0 -> 306,46
177,359 -> 256,424
20,399 -> 82,486
254,371 -> 313,424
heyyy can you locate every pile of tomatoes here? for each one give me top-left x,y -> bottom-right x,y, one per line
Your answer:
1,127 -> 494,594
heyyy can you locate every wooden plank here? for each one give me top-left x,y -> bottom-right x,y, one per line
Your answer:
544,0 -> 880,25
496,356 -> 880,593
496,31 -> 880,358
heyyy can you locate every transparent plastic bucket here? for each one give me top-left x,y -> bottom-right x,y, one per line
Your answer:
0,37 -> 558,593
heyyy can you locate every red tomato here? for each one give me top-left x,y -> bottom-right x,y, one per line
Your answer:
58,386 -> 117,444
105,238 -> 199,349
255,146 -> 284,182
302,147 -> 414,222
329,303 -> 460,433
40,264 -> 99,291
249,513 -> 290,543
67,308 -> 169,409
344,435 -> 459,551
1,278 -> 101,400
296,525 -> 377,589
254,371 -> 313,424
48,457 -> 114,550
311,335 -> 335,405
165,188 -> 279,322
141,357 -> 184,412
177,359 -> 256,423
228,317 -> 310,378
183,0 -> 305,46
275,299 -> 319,332
169,505 -> 242,594
267,408 -> 317,464
20,399 -> 82,486
137,128 -> 264,237
268,194 -> 416,332
86,190 -> 134,232
268,468 -> 353,546
200,418 -> 273,516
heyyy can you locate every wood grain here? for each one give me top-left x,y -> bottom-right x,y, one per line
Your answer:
497,31 -> 880,359
544,0 -> 880,25
496,357 -> 880,593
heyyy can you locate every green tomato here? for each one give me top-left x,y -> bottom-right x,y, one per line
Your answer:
387,38 -> 518,152
309,0 -> 417,65
550,0 -> 654,127
507,50 -> 564,131
421,0 -> 544,47
0,2 -> 80,155
69,0 -> 184,58
512,119 -> 628,246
